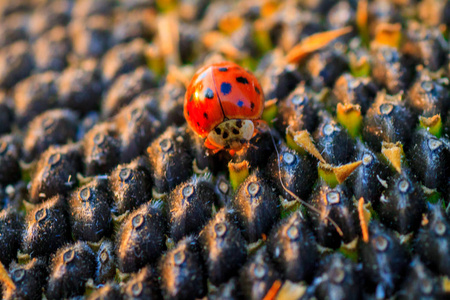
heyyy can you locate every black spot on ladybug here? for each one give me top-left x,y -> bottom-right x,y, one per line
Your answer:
189,93 -> 193,102
221,82 -> 232,95
204,88 -> 214,99
236,120 -> 242,128
222,131 -> 229,139
237,100 -> 244,107
218,67 -> 228,72
250,102 -> 255,110
187,111 -> 190,116
215,128 -> 221,134
203,112 -> 208,119
232,129 -> 239,135
236,77 -> 249,84
197,122 -> 200,127
254,86 -> 260,94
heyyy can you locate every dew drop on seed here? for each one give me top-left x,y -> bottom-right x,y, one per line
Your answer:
362,153 -> 373,166
159,139 -> 173,152
174,250 -> 186,266
94,133 -> 106,145
119,168 -> 132,181
282,152 -> 295,165
373,235 -> 389,252
214,222 -> 227,237
13,269 -> 25,282
421,81 -> 434,92
218,180 -> 229,194
291,95 -> 305,106
253,264 -> 266,279
132,214 -> 144,229
100,249 -> 109,263
398,179 -> 410,193
323,124 -> 334,136
428,139 -> 442,151
79,187 -> 91,201
182,185 -> 194,198
379,103 -> 393,115
63,249 -> 75,263
247,182 -> 260,196
326,192 -> 340,204
286,225 -> 299,240
132,283 -> 143,296
35,208 -> 48,222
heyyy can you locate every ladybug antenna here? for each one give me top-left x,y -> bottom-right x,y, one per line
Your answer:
267,128 -> 344,237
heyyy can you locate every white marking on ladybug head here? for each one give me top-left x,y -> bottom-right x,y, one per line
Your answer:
206,119 -> 255,151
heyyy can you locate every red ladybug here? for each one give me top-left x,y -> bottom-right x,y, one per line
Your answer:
184,61 -> 265,154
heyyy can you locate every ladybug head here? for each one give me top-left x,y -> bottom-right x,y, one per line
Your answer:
206,119 -> 255,152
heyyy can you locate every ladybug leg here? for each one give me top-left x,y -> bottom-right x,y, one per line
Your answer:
204,139 -> 221,154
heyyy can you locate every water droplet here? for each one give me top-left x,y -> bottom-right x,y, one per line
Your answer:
247,182 -> 261,197
286,225 -> 299,240
63,249 -> 75,263
218,180 -> 229,194
398,179 -> 410,193
421,81 -> 434,93
132,214 -> 144,229
35,208 -> 48,222
79,187 -> 91,201
291,95 -> 305,106
428,139 -> 442,151
93,133 -> 106,145
362,153 -> 373,166
214,222 -> 227,237
131,283 -> 143,296
379,103 -> 393,115
373,235 -> 389,252
323,124 -> 334,136
182,185 -> 194,198
12,269 -> 25,282
100,249 -> 109,263
326,192 -> 340,204
174,250 -> 186,266
119,168 -> 132,181
159,139 -> 173,152
282,152 -> 295,165
253,264 -> 267,279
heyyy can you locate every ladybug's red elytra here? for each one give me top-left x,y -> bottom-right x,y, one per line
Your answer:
184,61 -> 265,154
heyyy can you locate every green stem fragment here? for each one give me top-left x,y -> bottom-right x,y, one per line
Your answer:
419,115 -> 442,138
262,99 -> 278,126
228,160 -> 250,191
336,103 -> 363,138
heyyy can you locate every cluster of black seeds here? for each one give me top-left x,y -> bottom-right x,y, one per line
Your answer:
0,0 -> 449,299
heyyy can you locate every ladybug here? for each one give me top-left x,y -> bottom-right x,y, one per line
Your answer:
184,61 -> 265,154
